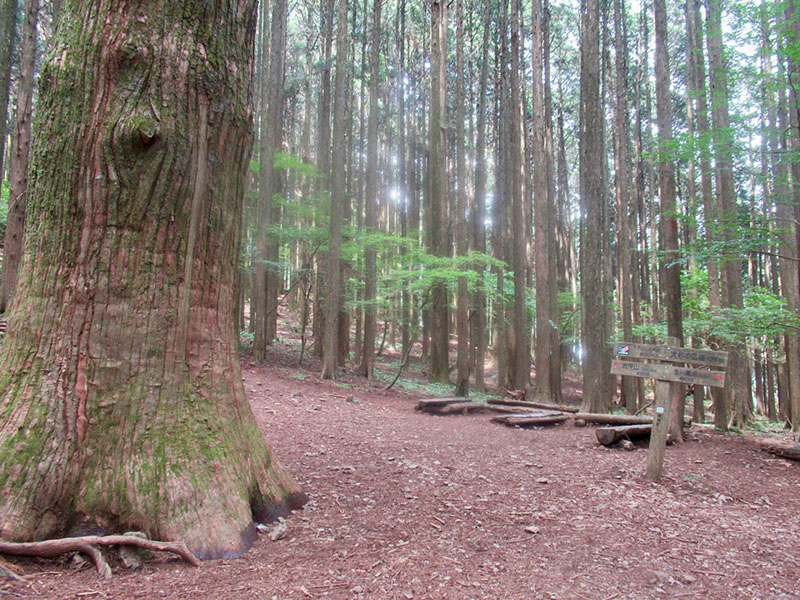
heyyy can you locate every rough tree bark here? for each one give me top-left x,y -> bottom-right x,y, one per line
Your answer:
580,0 -> 609,412
0,0 -> 305,559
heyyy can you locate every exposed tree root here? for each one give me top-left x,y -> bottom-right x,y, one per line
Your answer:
0,535 -> 200,579
0,556 -> 25,582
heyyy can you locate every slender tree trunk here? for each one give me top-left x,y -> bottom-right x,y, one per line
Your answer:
312,0 -> 336,358
543,0 -> 562,402
0,0 -> 304,558
0,0 -> 18,183
777,1 -> 800,432
532,0 -> 555,402
509,0 -> 529,391
397,0 -> 411,360
580,0 -> 608,412
427,0 -> 449,384
253,0 -> 287,361
688,0 -> 726,427
357,0 -> 381,379
471,3 -> 490,394
706,0 -> 751,428
613,0 -> 637,413
0,0 -> 37,315
654,0 -> 684,439
454,0 -> 469,397
494,23 -> 508,390
321,0 -> 349,380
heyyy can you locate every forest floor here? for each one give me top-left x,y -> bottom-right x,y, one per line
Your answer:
2,319 -> 800,600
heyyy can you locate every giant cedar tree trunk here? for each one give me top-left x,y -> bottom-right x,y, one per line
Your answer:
0,0 -> 305,559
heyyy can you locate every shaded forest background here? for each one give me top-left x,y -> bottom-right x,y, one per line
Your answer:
0,0 -> 799,432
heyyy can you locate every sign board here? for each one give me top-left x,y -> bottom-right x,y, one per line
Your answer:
614,342 -> 727,368
611,358 -> 726,388
611,338 -> 728,482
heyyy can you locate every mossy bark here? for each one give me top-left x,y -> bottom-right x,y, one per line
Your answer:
0,0 -> 305,559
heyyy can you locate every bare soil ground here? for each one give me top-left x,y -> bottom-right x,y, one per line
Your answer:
2,336 -> 799,600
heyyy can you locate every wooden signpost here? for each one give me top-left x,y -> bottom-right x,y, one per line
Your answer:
611,339 -> 728,481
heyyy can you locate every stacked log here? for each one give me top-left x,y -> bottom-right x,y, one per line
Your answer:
492,411 -> 568,427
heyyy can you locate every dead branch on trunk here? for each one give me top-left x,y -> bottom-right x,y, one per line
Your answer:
0,535 -> 200,579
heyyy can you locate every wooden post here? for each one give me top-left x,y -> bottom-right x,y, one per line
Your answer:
645,379 -> 672,481
646,335 -> 679,481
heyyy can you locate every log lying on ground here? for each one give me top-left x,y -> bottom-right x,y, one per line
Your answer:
489,398 -> 579,413
417,400 -> 489,415
757,438 -> 800,462
575,412 -> 691,427
492,411 -> 569,427
484,404 -> 542,414
575,412 -> 652,425
416,398 -> 466,410
596,424 -> 674,446
0,535 -> 200,579
596,424 -> 653,446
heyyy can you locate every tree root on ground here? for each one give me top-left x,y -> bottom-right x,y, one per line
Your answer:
0,535 -> 200,579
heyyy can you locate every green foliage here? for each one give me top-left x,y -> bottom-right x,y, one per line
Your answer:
239,330 -> 255,350
272,152 -> 323,179
632,268 -> 799,352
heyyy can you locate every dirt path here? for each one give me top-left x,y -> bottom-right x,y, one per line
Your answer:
4,345 -> 799,599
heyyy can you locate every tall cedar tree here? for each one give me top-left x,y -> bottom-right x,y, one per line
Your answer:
653,0 -> 685,439
706,0 -> 752,427
428,0 -> 449,384
0,0 -> 305,557
254,0 -> 288,360
580,0 -> 609,412
358,0 -> 381,378
322,0 -> 349,379
509,0 -> 529,390
454,0 -> 470,397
